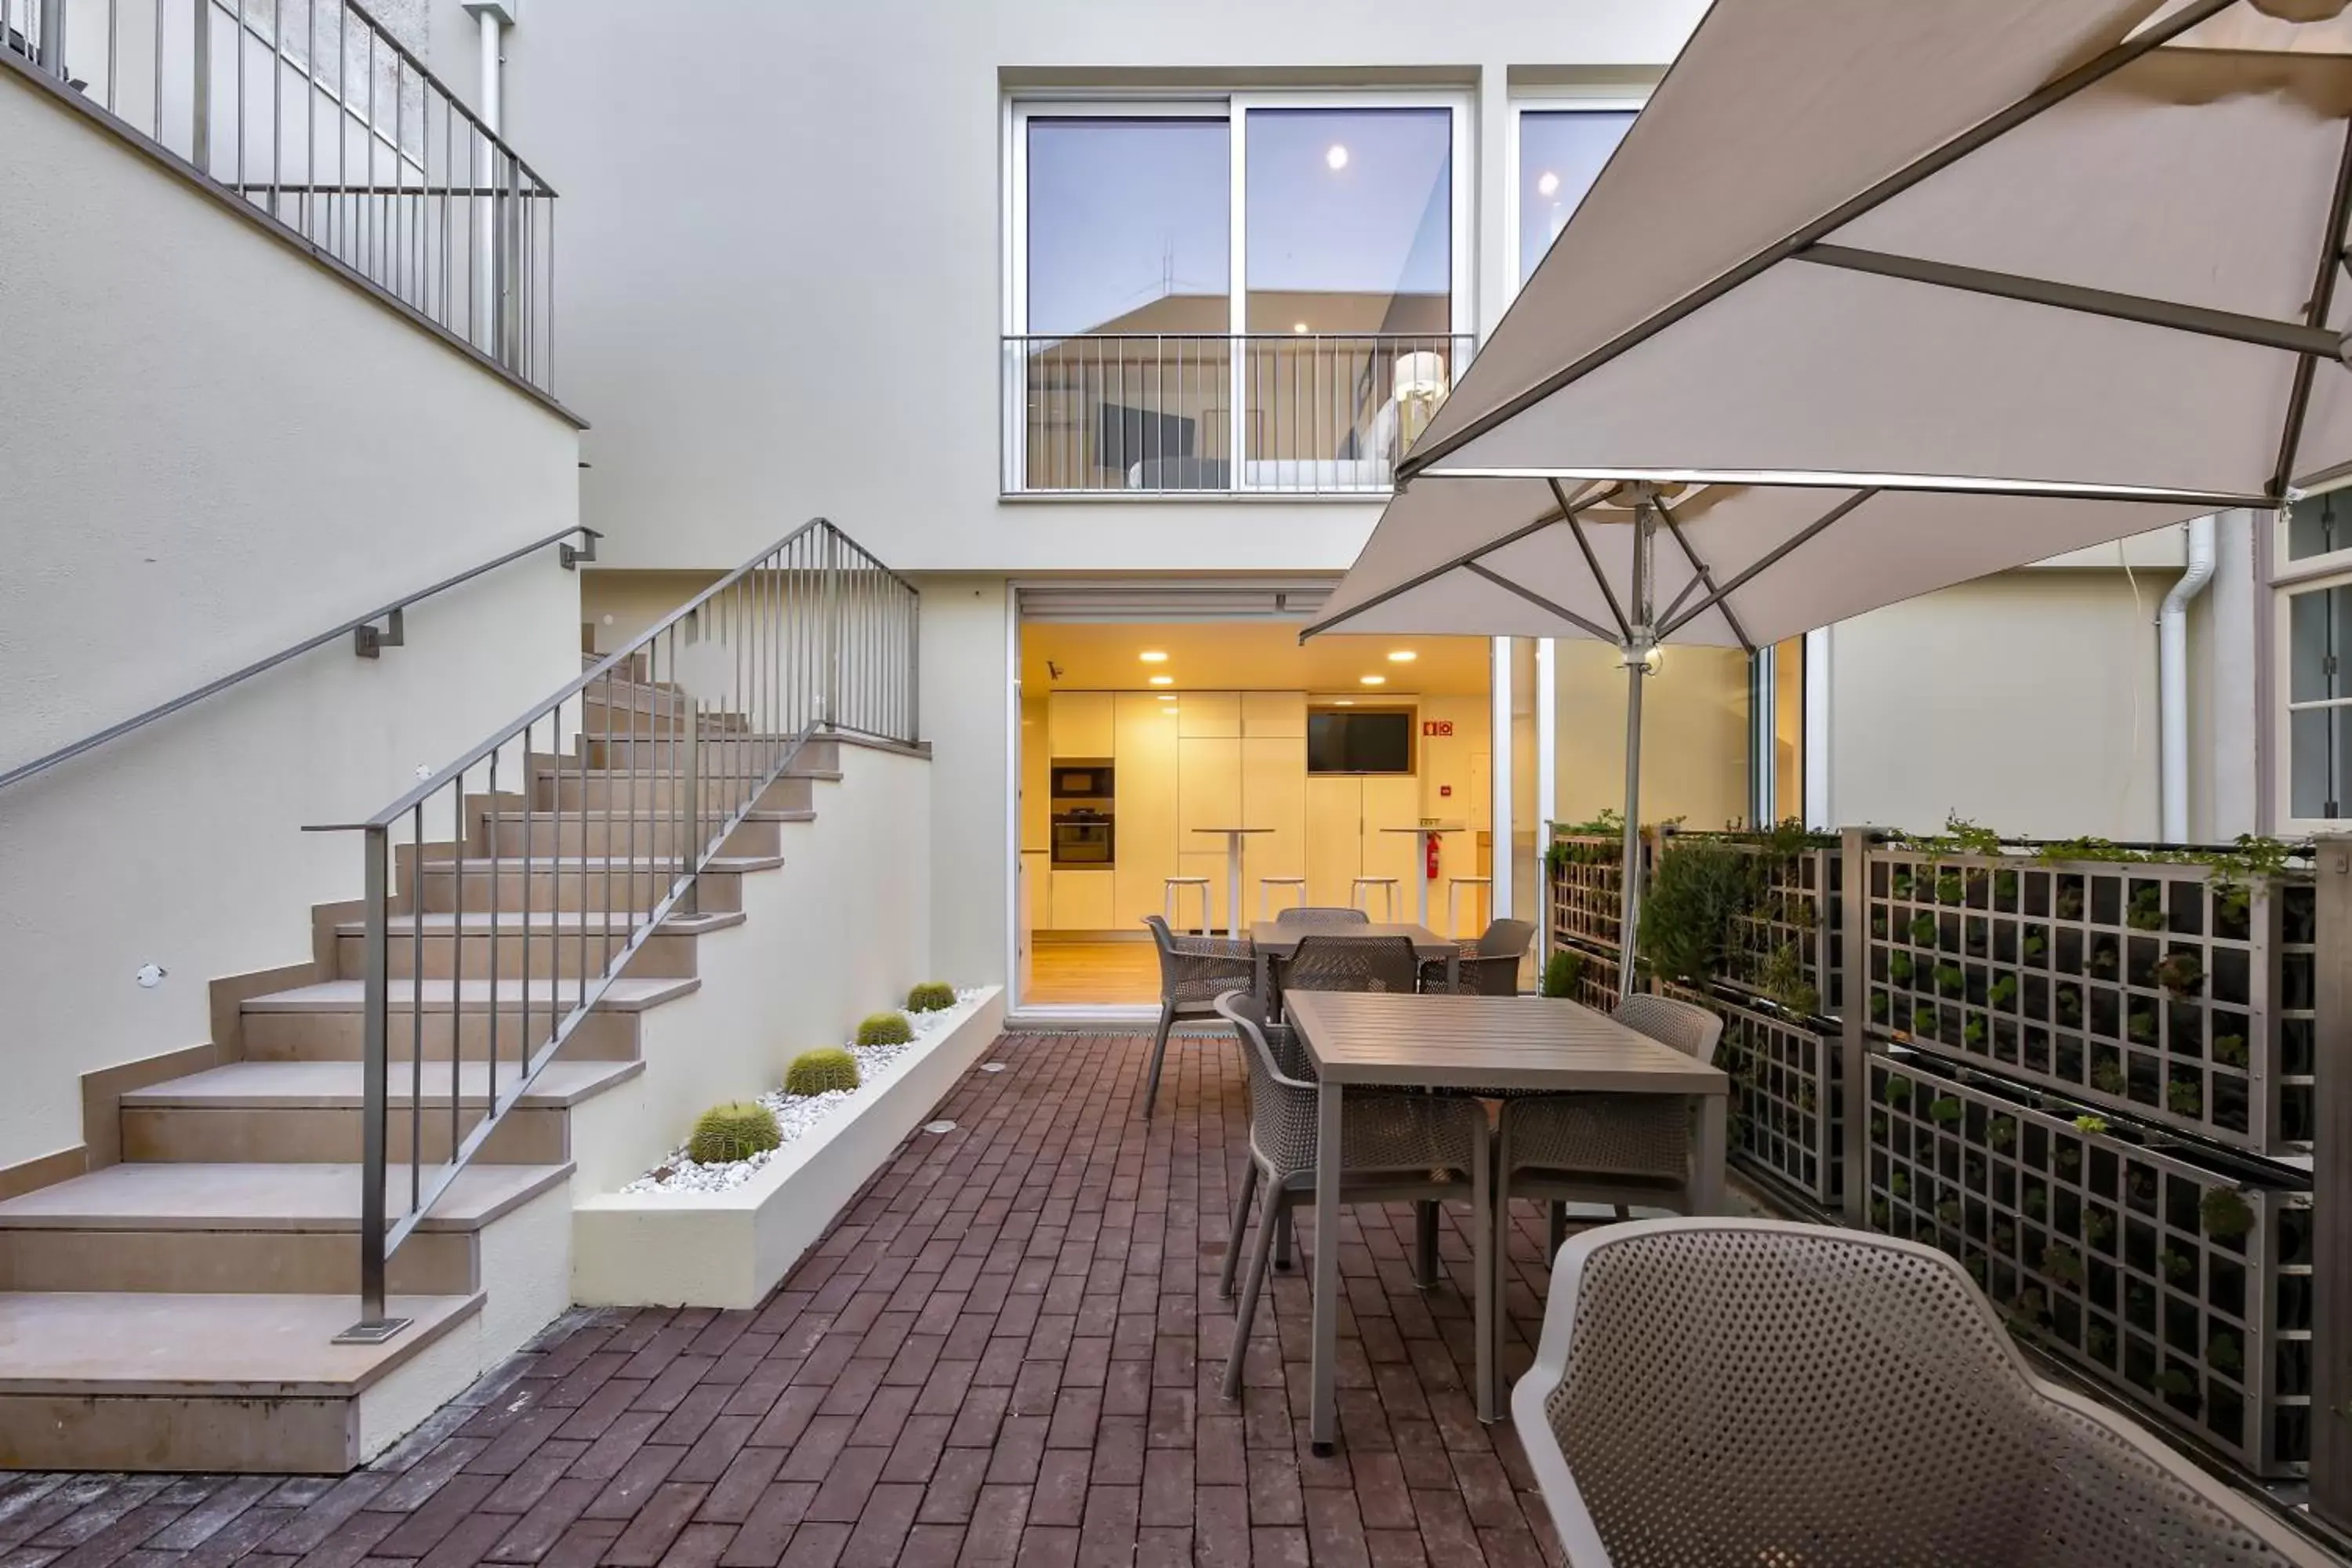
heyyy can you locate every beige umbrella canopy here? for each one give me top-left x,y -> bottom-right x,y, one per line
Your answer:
1307,0 -> 2352,991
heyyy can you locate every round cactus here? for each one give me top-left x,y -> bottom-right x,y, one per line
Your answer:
786,1047 -> 862,1096
857,1011 -> 914,1047
906,982 -> 958,1013
688,1101 -> 781,1164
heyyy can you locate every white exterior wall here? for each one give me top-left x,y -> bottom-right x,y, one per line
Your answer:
0,74 -> 582,1173
456,0 -> 1705,575
1821,571 -> 2170,840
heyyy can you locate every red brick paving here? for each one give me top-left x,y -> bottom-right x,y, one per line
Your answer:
0,1030 -> 1594,1566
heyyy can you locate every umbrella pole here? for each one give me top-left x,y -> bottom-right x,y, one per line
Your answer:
1618,649 -> 1647,1001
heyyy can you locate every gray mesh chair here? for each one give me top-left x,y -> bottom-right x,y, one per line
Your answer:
1274,906 -> 1370,926
1213,991 -> 1490,1401
1139,915 -> 1254,1117
1276,933 -> 1420,1000
1492,993 -> 1723,1366
1515,1218 -> 2329,1567
1421,916 -> 1536,995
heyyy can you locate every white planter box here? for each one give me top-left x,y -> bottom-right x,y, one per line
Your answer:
572,986 -> 1007,1308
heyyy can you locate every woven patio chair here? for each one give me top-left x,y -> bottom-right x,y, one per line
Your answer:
1274,905 -> 1371,926
1212,991 -> 1490,1401
1419,916 -> 1536,995
1138,914 -> 1254,1117
1514,1218 -> 2330,1566
1276,932 -> 1420,1000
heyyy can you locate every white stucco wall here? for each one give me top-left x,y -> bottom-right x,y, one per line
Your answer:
438,0 -> 1704,575
914,576 -> 1015,991
0,74 -> 583,1174
1822,570 -> 2171,840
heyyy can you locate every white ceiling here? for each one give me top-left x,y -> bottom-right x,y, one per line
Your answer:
1021,620 -> 1491,696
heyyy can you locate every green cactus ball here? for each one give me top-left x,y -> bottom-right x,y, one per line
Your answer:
906,982 -> 959,1013
786,1047 -> 862,1096
856,1011 -> 915,1047
688,1101 -> 782,1164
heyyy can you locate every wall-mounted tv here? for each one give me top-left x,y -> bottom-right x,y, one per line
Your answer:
1307,708 -> 1414,775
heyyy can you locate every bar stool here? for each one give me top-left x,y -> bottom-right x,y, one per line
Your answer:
1447,875 -> 1492,938
1350,876 -> 1399,920
1163,876 -> 1212,935
1258,876 -> 1308,919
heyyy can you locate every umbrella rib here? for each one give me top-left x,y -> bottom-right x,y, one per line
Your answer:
1648,498 -> 1755,654
1462,561 -> 1624,644
1396,0 -> 2239,481
1657,488 -> 1879,641
1296,482 -> 1622,640
2273,115 -> 2352,499
1798,244 -> 2343,360
1550,477 -> 1632,641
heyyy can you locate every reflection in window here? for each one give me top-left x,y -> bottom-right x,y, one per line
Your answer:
1517,109 -> 1635,281
2288,488 -> 2347,563
2288,583 -> 2350,820
1023,118 -> 1231,489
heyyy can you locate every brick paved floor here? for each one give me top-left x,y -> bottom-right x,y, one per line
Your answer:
0,1030 -> 1637,1567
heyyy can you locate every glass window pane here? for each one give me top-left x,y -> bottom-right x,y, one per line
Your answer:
1244,107 -> 1450,333
1024,118 -> 1231,491
2287,489 -> 2347,563
2288,584 -> 2349,706
1773,635 -> 1806,821
1025,118 -> 1229,336
1517,109 -> 1635,282
1552,642 -> 1751,829
2290,707 -> 2345,819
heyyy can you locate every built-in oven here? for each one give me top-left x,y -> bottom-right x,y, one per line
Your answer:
1051,811 -> 1115,868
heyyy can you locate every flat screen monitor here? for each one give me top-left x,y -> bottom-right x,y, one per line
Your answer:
1307,710 -> 1413,775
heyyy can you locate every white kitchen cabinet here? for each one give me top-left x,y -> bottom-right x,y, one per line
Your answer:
1047,691 -> 1115,759
1113,694 -> 1181,932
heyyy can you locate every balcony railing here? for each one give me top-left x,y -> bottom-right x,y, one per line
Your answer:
4,0 -> 557,393
1002,332 -> 1474,497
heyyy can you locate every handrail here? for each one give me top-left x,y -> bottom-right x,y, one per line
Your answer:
0,524 -> 598,795
310,517 -> 919,1344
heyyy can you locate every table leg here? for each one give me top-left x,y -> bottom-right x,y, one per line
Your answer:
1694,1094 -> 1728,1217
1311,1078 -> 1343,1454
1226,833 -> 1246,941
1473,1116 -> 1494,1424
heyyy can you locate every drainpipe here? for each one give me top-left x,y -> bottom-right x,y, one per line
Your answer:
2158,514 -> 2219,844
463,3 -> 513,132
463,3 -> 514,358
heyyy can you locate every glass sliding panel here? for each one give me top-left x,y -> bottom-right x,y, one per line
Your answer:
2288,582 -> 2350,820
1553,643 -> 1751,829
1242,107 -> 1454,492
1773,634 -> 1806,822
1021,118 -> 1231,492
1517,108 -> 1635,282
2287,488 -> 2347,563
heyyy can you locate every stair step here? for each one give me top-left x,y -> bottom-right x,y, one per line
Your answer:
535,769 -> 814,815
241,999 -> 644,1063
0,1163 -> 570,1295
0,1291 -> 481,1472
244,975 -> 699,1014
477,809 -> 781,860
329,909 -> 736,982
118,1059 -> 639,1165
409,856 -> 779,913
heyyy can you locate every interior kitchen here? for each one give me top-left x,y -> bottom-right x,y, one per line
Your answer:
1017,621 -> 1495,1007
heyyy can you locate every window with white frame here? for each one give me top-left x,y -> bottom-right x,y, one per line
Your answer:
1004,96 -> 1471,495
1510,103 -> 1636,285
2279,489 -> 2352,828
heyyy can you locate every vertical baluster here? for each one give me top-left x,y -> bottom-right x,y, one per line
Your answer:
107,0 -> 118,114
600,668 -> 615,983
235,0 -> 245,198
267,0 -> 280,217
487,748 -> 500,1107
408,803 -> 424,1210
448,763 -> 463,1167
358,825 -> 390,1329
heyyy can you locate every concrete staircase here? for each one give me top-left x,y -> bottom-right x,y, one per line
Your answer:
0,684 -> 853,1473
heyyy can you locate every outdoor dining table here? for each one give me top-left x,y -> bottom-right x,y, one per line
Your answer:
1247,920 -> 1457,1007
1280,990 -> 1732,1451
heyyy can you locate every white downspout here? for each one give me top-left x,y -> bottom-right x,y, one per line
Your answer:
2159,514 -> 2219,843
469,5 -> 508,133
463,3 -> 514,356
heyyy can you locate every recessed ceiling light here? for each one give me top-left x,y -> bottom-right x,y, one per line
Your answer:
1334,699 -> 1356,706
1149,674 -> 1173,686
1138,650 -> 1167,662
1537,170 -> 1560,198
1292,321 -> 1310,334
1326,143 -> 1348,170
1359,674 -> 1386,686
1156,692 -> 1176,701
1386,650 -> 1417,662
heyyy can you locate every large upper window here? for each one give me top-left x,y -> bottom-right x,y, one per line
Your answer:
1514,106 -> 1636,284
1006,96 -> 1469,495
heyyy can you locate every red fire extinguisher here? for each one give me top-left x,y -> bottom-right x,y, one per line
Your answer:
1426,830 -> 1441,883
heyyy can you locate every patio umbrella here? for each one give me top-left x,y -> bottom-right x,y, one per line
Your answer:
1305,0 -> 2352,991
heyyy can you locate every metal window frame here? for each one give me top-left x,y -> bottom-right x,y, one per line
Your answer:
2275,562 -> 2352,834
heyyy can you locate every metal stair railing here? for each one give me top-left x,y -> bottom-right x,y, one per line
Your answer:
307,517 -> 918,1343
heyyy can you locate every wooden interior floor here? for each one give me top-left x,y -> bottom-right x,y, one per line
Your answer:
1026,940 -> 1162,1006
